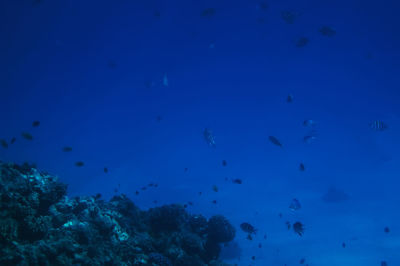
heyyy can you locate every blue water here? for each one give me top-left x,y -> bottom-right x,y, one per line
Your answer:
1,0 -> 400,265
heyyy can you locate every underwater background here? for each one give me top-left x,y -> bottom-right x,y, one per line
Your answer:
1,0 -> 400,265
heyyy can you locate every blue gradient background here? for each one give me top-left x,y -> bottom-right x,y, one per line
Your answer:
1,0 -> 400,265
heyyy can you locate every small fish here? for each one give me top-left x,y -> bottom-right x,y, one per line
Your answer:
278,213 -> 283,218
104,167 -> 108,173
303,119 -> 317,127
188,201 -> 193,206
201,8 -> 216,17
222,160 -> 227,166
342,242 -> 346,248
281,10 -> 298,24
263,234 -> 267,239
153,200 -> 158,204
75,161 -> 84,167
319,26 -> 336,37
251,256 -> 256,260
10,137 -> 16,144
293,221 -> 304,236
141,186 -> 147,191
154,10 -> 161,17
198,192 -> 202,196
287,94 -> 293,103
62,146 -> 72,152
32,121 -> 40,127
384,227 -> 390,233
299,258 -> 306,264
289,198 -> 302,211
162,73 -> 168,87
183,204 -> 188,208
108,60 -> 117,69
286,221 -> 291,230
257,2 -> 268,11
148,183 -> 155,187
258,243 -> 262,248
381,261 -> 388,266
247,234 -> 253,240
299,163 -> 305,171
232,178 -> 242,184
212,185 -> 218,192
296,37 -> 309,47
204,128 -> 216,148
154,183 -> 158,188
211,200 -> 217,204
369,120 -> 388,131
135,191 -> 139,195
268,136 -> 282,147
240,222 -> 257,234
1,139 -> 8,149
184,167 -> 188,172
156,115 -> 162,122
303,135 -> 316,144
21,132 -> 33,140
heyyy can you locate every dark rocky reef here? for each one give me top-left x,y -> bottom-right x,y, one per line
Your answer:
0,162 -> 235,266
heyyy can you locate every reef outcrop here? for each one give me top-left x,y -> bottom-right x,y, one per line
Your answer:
0,162 -> 235,266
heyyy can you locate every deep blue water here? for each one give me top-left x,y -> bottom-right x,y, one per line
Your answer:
1,0 -> 400,265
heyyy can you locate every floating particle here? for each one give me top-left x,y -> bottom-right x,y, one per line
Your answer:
204,128 -> 216,147
289,198 -> 301,211
222,160 -> 227,166
212,200 -> 217,204
381,261 -> 388,266
135,191 -> 139,195
154,10 -> 161,17
141,186 -> 147,191
212,185 -> 218,192
63,146 -> 72,152
258,243 -> 262,248
384,227 -> 390,233
199,192 -> 203,196
184,167 -> 188,172
281,10 -> 298,24
251,256 -> 256,260
21,132 -> 33,140
299,163 -> 305,171
247,234 -> 253,240
104,167 -> 108,173
300,258 -> 306,264
156,115 -> 162,122
279,213 -> 283,218
263,234 -> 267,239
32,121 -> 40,127
75,161 -> 84,167
10,137 -> 16,144
342,242 -> 346,248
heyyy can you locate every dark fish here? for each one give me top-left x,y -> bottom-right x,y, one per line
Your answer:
63,146 -> 72,152
381,261 -> 388,266
303,119 -> 317,127
299,163 -> 305,171
154,10 -> 161,17
293,221 -> 304,236
240,222 -> 257,234
251,256 -> 255,260
281,10 -> 298,24
201,8 -> 215,17
263,234 -> 267,239
289,198 -> 301,211
108,60 -> 117,69
141,186 -> 147,191
10,137 -> 16,144
153,200 -> 158,204
154,183 -> 158,188
148,183 -> 155,187
188,201 -> 193,206
184,167 -> 188,172
212,200 -> 217,204
183,204 -> 188,208
21,132 -> 33,140
287,94 -> 293,103
32,121 -> 40,127
104,167 -> 108,173
319,26 -> 336,36
222,160 -> 227,166
198,192 -> 202,196
258,2 -> 268,11
247,234 -> 253,240
232,178 -> 242,184
384,227 -> 390,233
278,213 -> 283,218
369,120 -> 388,131
258,243 -> 262,248
75,161 -> 84,167
1,139 -> 8,148
342,242 -> 346,248
268,136 -> 282,147
299,258 -> 305,264
296,37 -> 309,47
212,185 -> 218,192
156,115 -> 162,122
135,191 -> 139,195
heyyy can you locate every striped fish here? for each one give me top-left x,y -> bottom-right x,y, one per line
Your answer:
369,120 -> 388,131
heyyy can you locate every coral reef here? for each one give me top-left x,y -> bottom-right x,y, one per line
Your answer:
0,162 -> 235,265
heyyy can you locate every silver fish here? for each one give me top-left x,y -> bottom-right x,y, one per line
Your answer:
204,128 -> 216,147
369,120 -> 388,131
